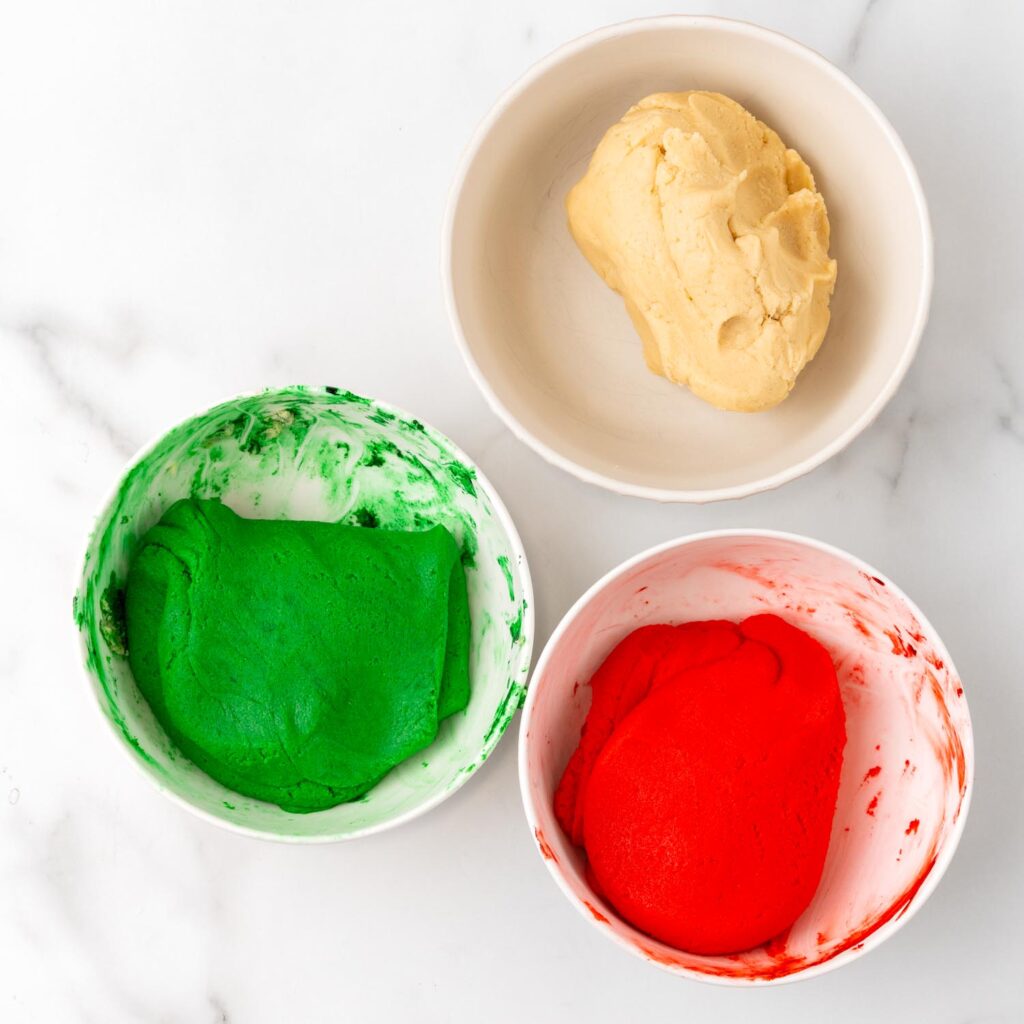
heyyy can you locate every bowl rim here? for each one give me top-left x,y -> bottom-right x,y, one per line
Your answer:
442,14 -> 934,504
518,528 -> 973,984
74,385 -> 536,844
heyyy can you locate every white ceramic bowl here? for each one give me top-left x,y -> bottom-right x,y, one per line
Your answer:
520,531 -> 972,983
74,387 -> 533,842
444,17 -> 932,502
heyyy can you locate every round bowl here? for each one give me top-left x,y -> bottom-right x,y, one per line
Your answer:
520,530 -> 971,983
74,386 -> 534,842
444,16 -> 932,502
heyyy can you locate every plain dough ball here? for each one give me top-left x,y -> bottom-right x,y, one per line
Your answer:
567,91 -> 838,412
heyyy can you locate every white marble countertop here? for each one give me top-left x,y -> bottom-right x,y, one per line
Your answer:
2,1 -> 1022,1021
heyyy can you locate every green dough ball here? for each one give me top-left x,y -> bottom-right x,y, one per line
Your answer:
124,498 -> 471,812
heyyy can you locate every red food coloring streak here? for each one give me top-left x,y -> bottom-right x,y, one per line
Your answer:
850,615 -> 872,638
924,671 -> 968,798
913,674 -> 926,704
885,628 -> 917,659
702,929 -> 809,982
862,765 -> 882,783
925,651 -> 946,671
716,562 -> 779,590
803,845 -> 940,970
731,952 -> 810,981
676,842 -> 943,980
816,932 -> 828,946
866,794 -> 880,816
639,945 -> 686,969
956,687 -> 964,697
583,900 -> 610,924
534,828 -> 557,862
908,630 -> 926,644
572,680 -> 580,697
763,929 -> 792,955
905,819 -> 920,835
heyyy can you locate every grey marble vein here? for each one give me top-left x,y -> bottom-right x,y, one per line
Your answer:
885,405 -> 919,492
11,321 -> 138,459
208,995 -> 231,1023
993,355 -> 1023,443
845,0 -> 882,66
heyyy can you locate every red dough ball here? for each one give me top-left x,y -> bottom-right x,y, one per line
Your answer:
554,621 -> 741,845
556,614 -> 846,956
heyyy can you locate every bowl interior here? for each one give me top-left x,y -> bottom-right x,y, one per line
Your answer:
449,19 -> 929,497
522,534 -> 971,982
75,387 -> 532,840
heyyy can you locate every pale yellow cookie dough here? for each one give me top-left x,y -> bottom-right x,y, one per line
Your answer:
567,91 -> 838,412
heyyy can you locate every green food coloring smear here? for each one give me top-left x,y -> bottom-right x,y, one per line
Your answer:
446,460 -> 476,497
324,386 -> 370,406
351,507 -> 379,529
509,601 -> 527,643
360,440 -> 392,468
483,682 -> 527,745
459,527 -> 478,569
99,575 -> 128,657
497,555 -> 515,602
